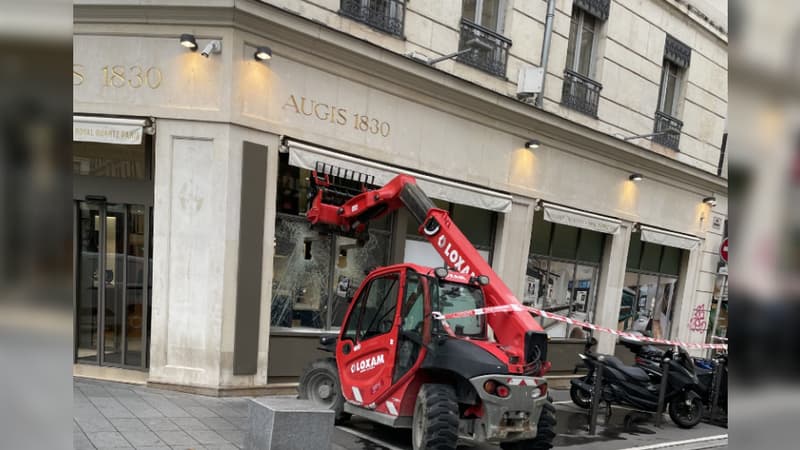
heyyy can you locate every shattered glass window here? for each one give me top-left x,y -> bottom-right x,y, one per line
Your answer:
271,215 -> 331,329
271,152 -> 395,330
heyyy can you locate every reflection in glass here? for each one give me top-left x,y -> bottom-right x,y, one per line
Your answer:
125,205 -> 146,367
76,203 -> 100,363
620,272 -> 678,339
103,205 -> 125,364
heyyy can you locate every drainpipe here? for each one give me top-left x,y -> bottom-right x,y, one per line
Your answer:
536,0 -> 556,108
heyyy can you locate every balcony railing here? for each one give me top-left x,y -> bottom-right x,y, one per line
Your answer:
561,69 -> 602,117
652,110 -> 683,150
340,0 -> 405,37
456,19 -> 512,78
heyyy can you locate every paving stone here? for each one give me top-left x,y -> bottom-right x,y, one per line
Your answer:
74,429 -> 95,450
153,430 -> 197,446
132,447 -> 171,450
111,418 -> 149,432
76,416 -> 117,433
120,430 -> 165,447
198,417 -> 238,431
202,445 -> 239,450
185,429 -> 228,445
184,406 -> 218,418
172,417 -> 209,431
86,431 -> 132,448
141,417 -> 180,432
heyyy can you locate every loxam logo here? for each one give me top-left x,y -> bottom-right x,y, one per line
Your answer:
350,354 -> 385,374
437,235 -> 476,277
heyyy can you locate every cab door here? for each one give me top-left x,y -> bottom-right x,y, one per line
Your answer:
337,269 -> 403,407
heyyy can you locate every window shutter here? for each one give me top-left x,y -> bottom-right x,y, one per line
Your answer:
573,0 -> 610,21
664,34 -> 692,68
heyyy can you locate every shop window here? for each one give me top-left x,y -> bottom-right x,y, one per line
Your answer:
404,199 -> 496,266
73,139 -> 151,180
525,210 -> 605,339
620,232 -> 684,339
271,153 -> 393,331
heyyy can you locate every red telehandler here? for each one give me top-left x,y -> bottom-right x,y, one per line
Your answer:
298,163 -> 556,450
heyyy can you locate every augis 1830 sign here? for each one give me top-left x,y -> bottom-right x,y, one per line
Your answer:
282,94 -> 391,137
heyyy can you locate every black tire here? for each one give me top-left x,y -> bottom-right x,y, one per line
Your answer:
570,380 -> 593,409
411,384 -> 459,450
500,396 -> 557,450
668,394 -> 703,429
297,358 -> 350,424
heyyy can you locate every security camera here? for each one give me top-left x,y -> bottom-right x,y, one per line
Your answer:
200,40 -> 222,57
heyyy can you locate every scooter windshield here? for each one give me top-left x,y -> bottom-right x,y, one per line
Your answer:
432,281 -> 486,338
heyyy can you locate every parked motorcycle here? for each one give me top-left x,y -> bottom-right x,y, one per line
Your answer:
570,337 -> 704,428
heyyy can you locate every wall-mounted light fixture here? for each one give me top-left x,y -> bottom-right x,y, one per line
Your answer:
525,139 -> 541,150
629,173 -> 643,182
703,196 -> 717,207
180,34 -> 197,51
254,46 -> 272,61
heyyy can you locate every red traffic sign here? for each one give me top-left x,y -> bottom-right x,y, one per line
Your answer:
720,238 -> 728,263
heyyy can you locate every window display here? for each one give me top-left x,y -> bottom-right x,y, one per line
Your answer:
619,232 -> 682,339
526,210 -> 604,339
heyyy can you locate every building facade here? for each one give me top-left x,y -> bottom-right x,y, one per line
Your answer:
73,0 -> 728,393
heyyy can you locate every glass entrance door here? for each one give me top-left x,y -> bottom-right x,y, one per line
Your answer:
75,201 -> 151,369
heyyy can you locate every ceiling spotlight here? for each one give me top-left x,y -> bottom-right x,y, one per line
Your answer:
525,140 -> 540,150
629,173 -> 643,182
254,46 -> 272,61
180,34 -> 197,51
703,196 -> 717,207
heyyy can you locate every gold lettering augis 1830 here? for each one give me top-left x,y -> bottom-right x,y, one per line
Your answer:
283,94 -> 390,137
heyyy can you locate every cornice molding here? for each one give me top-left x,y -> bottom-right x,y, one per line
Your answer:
74,0 -> 727,194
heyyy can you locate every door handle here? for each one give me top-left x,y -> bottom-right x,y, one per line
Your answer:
342,342 -> 352,355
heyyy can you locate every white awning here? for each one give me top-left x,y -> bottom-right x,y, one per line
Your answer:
639,225 -> 700,250
286,141 -> 513,213
542,202 -> 621,235
73,115 -> 147,145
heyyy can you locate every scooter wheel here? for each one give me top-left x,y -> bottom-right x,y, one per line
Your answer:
668,395 -> 703,428
570,381 -> 592,409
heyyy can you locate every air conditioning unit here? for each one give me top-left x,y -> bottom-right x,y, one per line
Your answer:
517,66 -> 544,100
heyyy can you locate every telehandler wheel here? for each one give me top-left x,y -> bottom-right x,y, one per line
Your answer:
411,384 -> 459,450
500,396 -> 557,450
297,358 -> 350,424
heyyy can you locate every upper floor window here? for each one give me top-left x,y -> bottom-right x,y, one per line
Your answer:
561,0 -> 609,117
340,0 -> 406,37
566,8 -> 597,77
457,0 -> 512,77
653,34 -> 691,150
462,0 -> 505,33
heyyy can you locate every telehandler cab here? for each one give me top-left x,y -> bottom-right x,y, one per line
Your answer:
298,163 -> 556,450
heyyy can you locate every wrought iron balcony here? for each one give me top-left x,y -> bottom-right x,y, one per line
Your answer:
652,110 -> 683,150
340,0 -> 405,37
456,19 -> 512,78
561,69 -> 602,117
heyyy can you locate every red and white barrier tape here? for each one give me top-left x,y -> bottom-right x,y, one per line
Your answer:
432,304 -> 728,350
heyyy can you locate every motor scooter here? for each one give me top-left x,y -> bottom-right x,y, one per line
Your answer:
570,337 -> 704,428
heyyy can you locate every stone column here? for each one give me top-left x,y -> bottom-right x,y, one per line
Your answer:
491,196 -> 536,299
592,221 -> 633,355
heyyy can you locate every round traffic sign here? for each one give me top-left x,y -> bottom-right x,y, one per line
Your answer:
720,238 -> 728,263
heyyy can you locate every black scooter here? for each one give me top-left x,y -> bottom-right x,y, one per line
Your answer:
620,336 -> 728,424
570,338 -> 704,428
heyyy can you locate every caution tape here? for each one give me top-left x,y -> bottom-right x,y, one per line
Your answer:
432,304 -> 728,350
